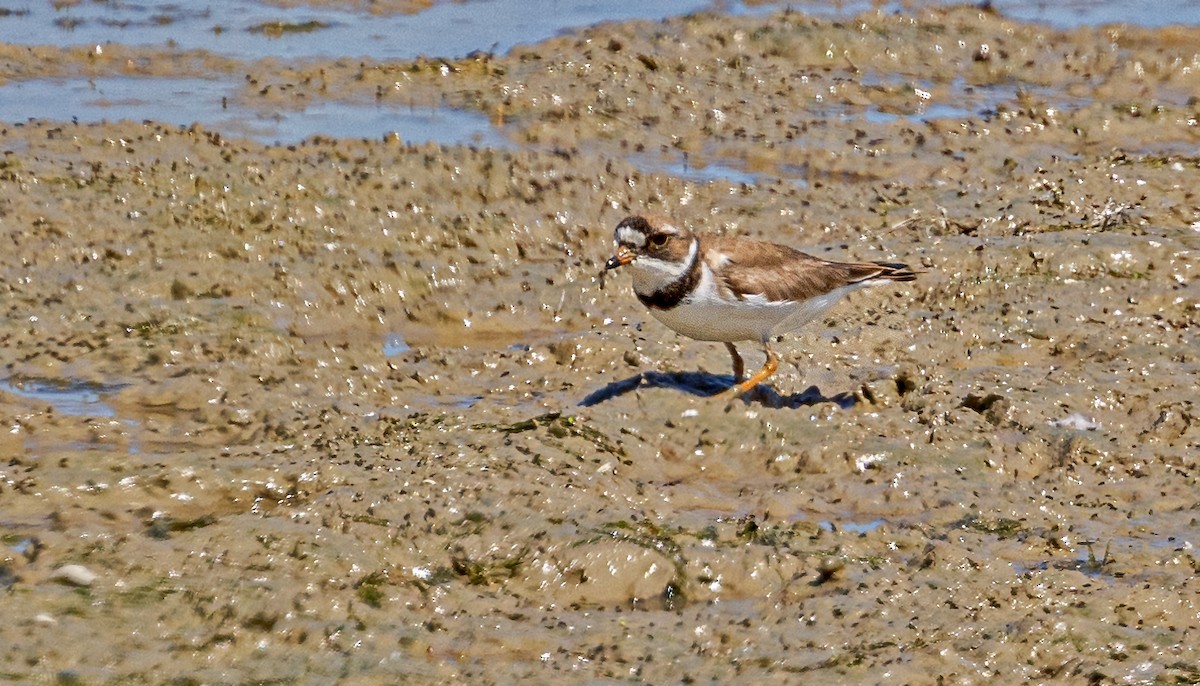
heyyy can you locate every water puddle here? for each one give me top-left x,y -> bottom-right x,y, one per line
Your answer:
383,333 -> 411,357
223,99 -> 508,147
631,152 -> 765,186
1011,555 -> 1119,579
0,2 -> 1189,170
844,76 -> 1094,125
0,7 -> 1127,166
389,393 -> 482,409
742,0 -> 1200,27
624,77 -> 1091,186
0,77 -> 506,147
0,377 -> 122,417
0,377 -> 152,456
988,0 -> 1200,28
0,0 -> 1191,67
857,102 -> 978,125
0,0 -> 722,61
819,518 -> 886,535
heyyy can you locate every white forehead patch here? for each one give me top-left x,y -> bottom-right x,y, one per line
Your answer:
616,225 -> 647,248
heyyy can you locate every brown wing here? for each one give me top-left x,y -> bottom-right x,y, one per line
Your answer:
705,235 -> 914,302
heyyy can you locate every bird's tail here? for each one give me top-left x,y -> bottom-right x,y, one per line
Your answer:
872,262 -> 919,282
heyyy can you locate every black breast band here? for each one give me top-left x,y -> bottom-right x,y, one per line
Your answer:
636,241 -> 701,310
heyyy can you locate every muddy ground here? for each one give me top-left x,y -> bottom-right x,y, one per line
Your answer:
2,5 -> 1200,684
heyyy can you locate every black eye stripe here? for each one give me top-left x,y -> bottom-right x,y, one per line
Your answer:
614,216 -> 683,252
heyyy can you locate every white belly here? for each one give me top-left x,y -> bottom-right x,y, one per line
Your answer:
641,268 -> 864,343
648,292 -> 790,342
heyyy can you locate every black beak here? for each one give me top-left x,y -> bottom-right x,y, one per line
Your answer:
606,245 -> 635,270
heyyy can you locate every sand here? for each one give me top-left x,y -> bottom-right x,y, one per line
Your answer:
1,5 -> 1199,684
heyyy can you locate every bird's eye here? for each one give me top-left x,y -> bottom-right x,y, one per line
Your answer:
648,234 -> 669,248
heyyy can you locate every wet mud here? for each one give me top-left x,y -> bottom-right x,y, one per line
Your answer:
2,5 -> 1200,684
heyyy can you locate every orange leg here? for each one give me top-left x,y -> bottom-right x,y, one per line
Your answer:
719,343 -> 779,400
724,342 -> 745,381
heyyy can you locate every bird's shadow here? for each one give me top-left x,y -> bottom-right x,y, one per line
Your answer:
579,371 -> 857,409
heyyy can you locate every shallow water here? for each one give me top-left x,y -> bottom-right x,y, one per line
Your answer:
0,76 -> 504,145
0,0 -> 722,60
0,378 -> 119,417
783,0 -> 1200,26
2,0 -> 1196,147
2,0 -> 1196,63
0,74 -> 1017,154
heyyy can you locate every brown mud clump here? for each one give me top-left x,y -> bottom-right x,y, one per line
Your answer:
2,5 -> 1200,683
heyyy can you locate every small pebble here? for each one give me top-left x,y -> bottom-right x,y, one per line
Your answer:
814,557 -> 846,584
51,564 -> 97,587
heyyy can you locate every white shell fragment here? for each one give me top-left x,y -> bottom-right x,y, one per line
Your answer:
51,565 -> 98,587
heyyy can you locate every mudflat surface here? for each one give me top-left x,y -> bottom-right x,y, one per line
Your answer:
2,5 -> 1200,684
